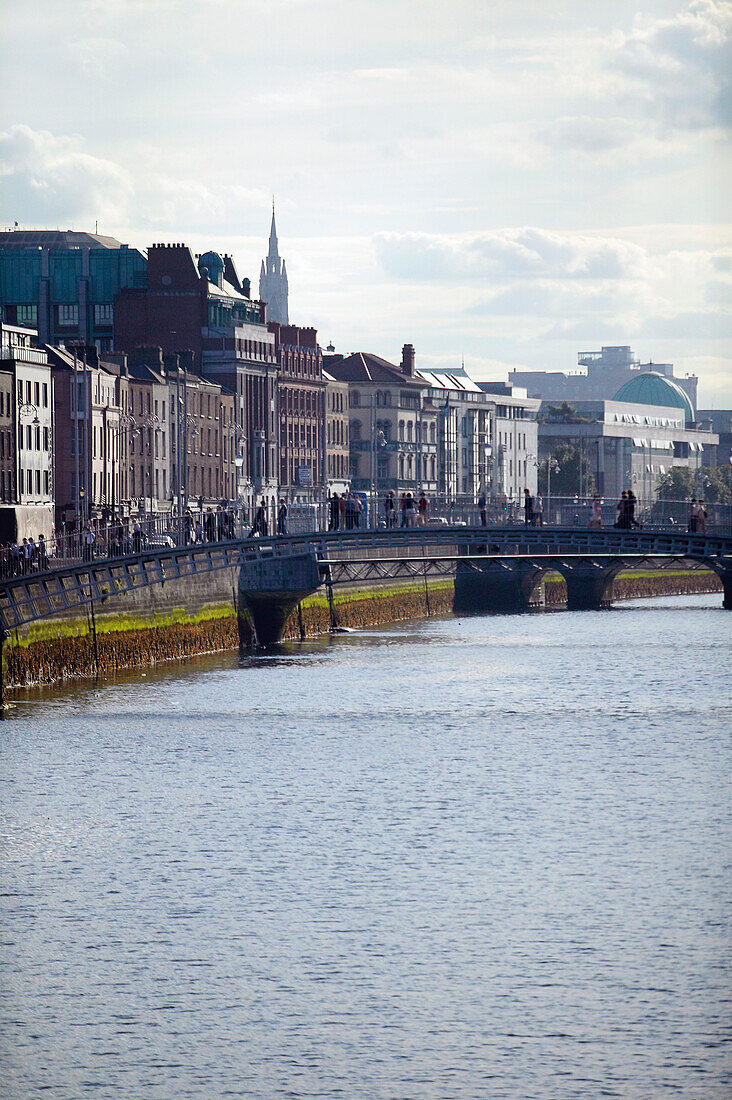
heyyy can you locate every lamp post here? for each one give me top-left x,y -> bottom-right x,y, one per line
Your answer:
544,457 -> 560,516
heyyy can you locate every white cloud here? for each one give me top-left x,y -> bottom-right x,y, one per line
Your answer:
0,124 -> 132,224
374,228 -> 647,282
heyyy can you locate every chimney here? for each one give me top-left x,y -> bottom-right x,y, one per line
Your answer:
401,343 -> 415,376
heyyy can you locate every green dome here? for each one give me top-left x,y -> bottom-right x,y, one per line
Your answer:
613,371 -> 695,424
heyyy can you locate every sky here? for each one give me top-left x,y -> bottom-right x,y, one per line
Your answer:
1,0 -> 731,404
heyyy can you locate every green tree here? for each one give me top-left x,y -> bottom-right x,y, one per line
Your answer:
701,465 -> 732,504
538,443 -> 596,497
656,468 -> 695,501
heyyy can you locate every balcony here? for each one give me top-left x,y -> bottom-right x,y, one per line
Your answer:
0,346 -> 49,365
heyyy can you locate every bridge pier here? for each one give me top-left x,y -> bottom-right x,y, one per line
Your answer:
712,565 -> 732,609
557,562 -> 622,611
238,553 -> 322,647
454,559 -> 545,615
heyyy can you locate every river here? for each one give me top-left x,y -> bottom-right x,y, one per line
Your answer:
1,594 -> 730,1099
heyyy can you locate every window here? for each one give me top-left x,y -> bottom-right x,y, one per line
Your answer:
17,304 -> 37,326
399,420 -> 405,441
351,420 -> 362,441
351,391 -> 360,407
57,304 -> 79,326
407,422 -> 413,442
42,383 -> 48,407
94,303 -> 113,325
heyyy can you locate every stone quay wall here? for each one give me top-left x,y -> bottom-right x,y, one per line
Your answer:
3,567 -> 721,691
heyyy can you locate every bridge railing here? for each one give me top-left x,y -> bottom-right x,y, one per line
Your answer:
0,496 -> 728,580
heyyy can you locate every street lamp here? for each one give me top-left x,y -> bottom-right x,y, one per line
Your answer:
544,457 -> 560,510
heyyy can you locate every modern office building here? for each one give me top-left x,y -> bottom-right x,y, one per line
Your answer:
417,363 -> 495,500
0,230 -> 147,352
537,374 -> 718,500
477,383 -> 541,499
510,345 -> 698,411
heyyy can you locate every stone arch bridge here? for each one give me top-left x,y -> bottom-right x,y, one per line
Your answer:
0,527 -> 729,652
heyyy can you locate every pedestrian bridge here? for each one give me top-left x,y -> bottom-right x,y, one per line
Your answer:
0,526 -> 729,648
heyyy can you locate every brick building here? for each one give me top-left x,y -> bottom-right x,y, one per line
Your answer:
268,322 -> 325,504
115,243 -> 275,514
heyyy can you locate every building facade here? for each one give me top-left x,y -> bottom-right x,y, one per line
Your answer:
0,230 -> 147,352
538,398 -> 718,500
115,243 -> 276,513
323,370 -> 350,496
417,364 -> 495,500
325,345 -> 438,497
269,322 -> 325,504
47,345 -> 121,529
0,323 -> 55,540
478,383 -> 540,499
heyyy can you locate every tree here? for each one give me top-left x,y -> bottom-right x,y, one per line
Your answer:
701,464 -> 732,504
538,443 -> 595,497
656,465 -> 731,504
656,468 -> 695,501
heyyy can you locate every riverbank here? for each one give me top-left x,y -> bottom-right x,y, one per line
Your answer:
3,569 -> 722,691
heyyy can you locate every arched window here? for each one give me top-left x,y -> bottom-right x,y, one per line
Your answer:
351,419 -> 361,441
351,390 -> 360,407
399,420 -> 405,441
430,423 -> 436,443
376,391 -> 382,406
407,421 -> 413,442
383,391 -> 392,406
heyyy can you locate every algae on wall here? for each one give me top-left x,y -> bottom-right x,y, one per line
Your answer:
4,569 -> 722,691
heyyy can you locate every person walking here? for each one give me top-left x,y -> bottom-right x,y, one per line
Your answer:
688,497 -> 698,532
132,519 -> 142,553
417,492 -> 428,526
205,508 -> 216,542
404,493 -> 416,527
38,533 -> 48,571
83,524 -> 96,562
329,493 -> 340,531
383,491 -> 394,529
627,489 -> 637,528
523,488 -> 534,526
251,498 -> 268,537
277,500 -> 288,535
615,491 -> 629,529
478,490 -> 487,528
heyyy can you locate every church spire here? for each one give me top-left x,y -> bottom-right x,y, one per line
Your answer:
259,200 -> 289,325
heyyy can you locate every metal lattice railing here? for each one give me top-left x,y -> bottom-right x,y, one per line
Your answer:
0,525 -> 729,633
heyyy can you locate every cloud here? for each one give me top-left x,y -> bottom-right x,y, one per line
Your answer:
614,0 -> 732,130
0,124 -> 271,233
374,228 -> 647,283
0,124 -> 132,224
635,309 -> 732,340
66,37 -> 128,78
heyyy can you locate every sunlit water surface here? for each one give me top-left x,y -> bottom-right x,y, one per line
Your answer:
1,594 -> 730,1099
